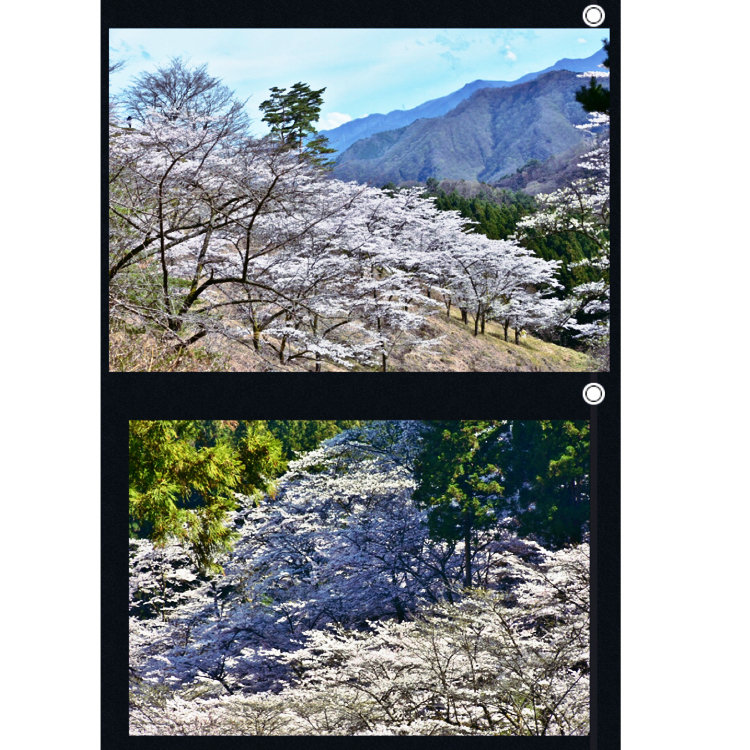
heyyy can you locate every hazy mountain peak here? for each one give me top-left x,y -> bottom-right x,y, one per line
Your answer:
320,49 -> 607,155
331,69 -> 607,188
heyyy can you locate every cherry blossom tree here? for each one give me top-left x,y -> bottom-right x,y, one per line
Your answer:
131,536 -> 589,736
111,106 -> 589,370
129,421 -> 590,735
515,97 -> 610,366
110,127 -> 449,369
111,60 -> 606,371
266,542 -> 589,736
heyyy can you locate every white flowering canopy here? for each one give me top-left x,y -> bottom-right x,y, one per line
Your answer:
110,106 -> 586,369
129,422 -> 589,736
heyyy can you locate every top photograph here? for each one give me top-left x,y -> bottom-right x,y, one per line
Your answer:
108,27 -> 611,372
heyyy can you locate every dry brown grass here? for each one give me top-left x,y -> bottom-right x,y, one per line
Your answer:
113,307 -> 593,373
109,327 -> 230,372
390,309 -> 593,372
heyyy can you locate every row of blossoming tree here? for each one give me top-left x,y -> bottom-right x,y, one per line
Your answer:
110,59 -> 609,371
129,420 -> 590,735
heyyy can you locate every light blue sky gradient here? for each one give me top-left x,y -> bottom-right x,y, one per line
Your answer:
109,28 -> 609,135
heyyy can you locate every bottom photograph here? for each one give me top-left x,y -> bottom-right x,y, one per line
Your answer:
128,420 -> 590,736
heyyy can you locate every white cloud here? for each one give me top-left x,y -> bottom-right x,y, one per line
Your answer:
578,37 -> 588,43
505,49 -> 517,61
318,112 -> 353,130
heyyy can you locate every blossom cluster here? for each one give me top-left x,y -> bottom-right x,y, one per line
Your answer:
129,423 -> 590,735
110,111 -> 604,368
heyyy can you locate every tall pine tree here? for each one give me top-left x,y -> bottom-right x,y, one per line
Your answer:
260,82 -> 335,166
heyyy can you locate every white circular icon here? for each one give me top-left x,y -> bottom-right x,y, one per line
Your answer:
583,5 -> 605,27
583,383 -> 605,405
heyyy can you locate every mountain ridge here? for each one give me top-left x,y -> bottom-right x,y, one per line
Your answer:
319,48 -> 607,155
331,69 -> 605,187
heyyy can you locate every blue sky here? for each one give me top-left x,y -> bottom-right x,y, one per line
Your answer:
109,28 -> 609,135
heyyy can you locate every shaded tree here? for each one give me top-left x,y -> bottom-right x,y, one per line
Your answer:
575,40 -> 610,115
497,420 -> 590,546
413,421 -> 505,588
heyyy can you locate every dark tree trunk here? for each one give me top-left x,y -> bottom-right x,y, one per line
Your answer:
173,328 -> 207,353
463,514 -> 472,589
311,314 -> 320,371
504,320 -> 510,342
393,596 -> 406,623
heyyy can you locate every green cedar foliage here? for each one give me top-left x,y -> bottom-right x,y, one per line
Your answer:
575,40 -> 610,115
413,421 -> 590,560
129,420 -> 244,573
521,228 -> 604,300
497,420 -> 590,546
519,216 -> 609,347
423,182 -> 535,240
190,421 -> 285,493
413,421 -> 506,588
129,420 -> 358,571
266,420 -> 362,461
129,421 -> 290,572
231,421 -> 287,493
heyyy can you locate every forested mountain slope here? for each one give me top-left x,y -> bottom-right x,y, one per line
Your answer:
129,421 -> 591,736
332,70 -> 601,185
319,49 -> 607,155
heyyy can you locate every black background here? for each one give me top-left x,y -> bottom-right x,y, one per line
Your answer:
103,2 -> 620,747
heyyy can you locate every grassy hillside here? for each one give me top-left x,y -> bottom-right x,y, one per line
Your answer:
391,308 -> 593,372
113,307 -> 593,372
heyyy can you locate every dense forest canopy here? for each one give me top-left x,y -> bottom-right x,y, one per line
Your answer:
109,57 -> 610,372
129,420 -> 590,736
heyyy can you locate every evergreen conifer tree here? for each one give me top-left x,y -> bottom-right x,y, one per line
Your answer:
129,421 -> 290,572
128,420 -> 244,573
260,82 -> 335,166
413,421 -> 505,588
575,40 -> 610,115
498,420 -> 590,546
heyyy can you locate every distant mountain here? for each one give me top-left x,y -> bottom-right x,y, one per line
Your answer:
491,141 -> 595,195
332,69 -> 605,186
319,49 -> 606,155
